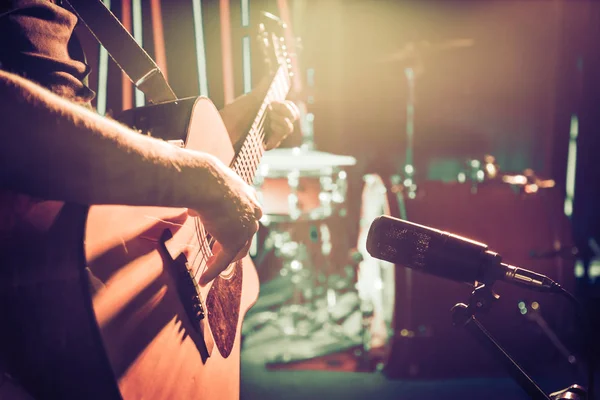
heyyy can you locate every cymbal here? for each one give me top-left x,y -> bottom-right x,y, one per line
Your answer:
376,38 -> 474,64
259,147 -> 356,175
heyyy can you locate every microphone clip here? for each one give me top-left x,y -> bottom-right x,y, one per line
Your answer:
452,284 -> 500,327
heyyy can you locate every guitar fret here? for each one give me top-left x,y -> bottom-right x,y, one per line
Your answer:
231,64 -> 292,187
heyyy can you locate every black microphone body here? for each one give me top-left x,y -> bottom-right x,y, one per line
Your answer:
366,215 -> 560,292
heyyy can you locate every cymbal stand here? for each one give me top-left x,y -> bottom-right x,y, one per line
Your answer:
403,67 -> 417,199
270,228 -> 319,337
452,284 -> 587,400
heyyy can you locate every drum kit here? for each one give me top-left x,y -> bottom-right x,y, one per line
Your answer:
241,37 -> 577,384
242,148 -> 575,381
242,146 -> 397,368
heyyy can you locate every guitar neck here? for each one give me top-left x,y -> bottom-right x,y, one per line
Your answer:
230,65 -> 291,185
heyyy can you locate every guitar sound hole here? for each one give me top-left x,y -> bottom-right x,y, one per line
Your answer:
220,263 -> 236,280
205,233 -> 213,250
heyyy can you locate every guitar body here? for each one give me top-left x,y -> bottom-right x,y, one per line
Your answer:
0,197 -> 124,399
88,97 -> 259,400
0,98 -> 259,399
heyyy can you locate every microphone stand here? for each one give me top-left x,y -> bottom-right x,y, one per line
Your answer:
451,284 -> 586,400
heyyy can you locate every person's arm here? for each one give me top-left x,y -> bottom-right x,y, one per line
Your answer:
0,69 -> 262,283
0,69 -> 223,209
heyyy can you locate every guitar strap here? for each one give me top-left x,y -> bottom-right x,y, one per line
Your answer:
63,0 -> 178,104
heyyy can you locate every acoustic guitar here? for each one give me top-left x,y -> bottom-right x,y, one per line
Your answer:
0,21 -> 292,400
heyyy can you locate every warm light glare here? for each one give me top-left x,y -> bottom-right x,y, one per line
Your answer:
564,114 -> 578,217
192,0 -> 209,97
476,170 -> 485,181
242,36 -> 252,94
564,198 -> 573,219
290,260 -> 302,271
241,0 -> 250,27
97,0 -> 111,116
502,175 -> 527,185
307,68 -> 315,86
575,258 -> 600,278
132,0 -> 145,107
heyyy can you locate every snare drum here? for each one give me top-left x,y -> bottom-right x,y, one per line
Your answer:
255,148 -> 356,222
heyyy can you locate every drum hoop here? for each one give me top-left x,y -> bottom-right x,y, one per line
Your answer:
259,167 -> 342,179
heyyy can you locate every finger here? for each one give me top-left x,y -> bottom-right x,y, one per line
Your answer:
265,134 -> 286,150
284,101 -> 301,121
248,186 -> 261,204
243,187 -> 262,218
212,240 -> 224,255
271,101 -> 300,121
269,101 -> 296,120
271,116 -> 294,132
264,135 -> 282,150
200,235 -> 254,285
253,204 -> 263,220
231,239 -> 252,262
269,118 -> 294,139
200,244 -> 237,286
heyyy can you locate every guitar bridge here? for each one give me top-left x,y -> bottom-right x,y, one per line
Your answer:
157,229 -> 214,361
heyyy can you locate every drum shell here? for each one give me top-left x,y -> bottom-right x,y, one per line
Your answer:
256,167 -> 348,222
257,176 -> 324,218
385,180 -> 575,378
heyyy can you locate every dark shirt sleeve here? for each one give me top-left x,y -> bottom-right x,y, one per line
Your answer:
0,0 -> 95,104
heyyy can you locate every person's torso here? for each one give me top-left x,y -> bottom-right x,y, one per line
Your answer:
0,0 -> 95,104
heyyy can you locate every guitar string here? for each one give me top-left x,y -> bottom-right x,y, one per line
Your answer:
148,77 -> 290,272
188,70 -> 291,282
189,116 -> 267,281
167,66 -> 290,287
188,76 -> 282,281
192,101 -> 270,271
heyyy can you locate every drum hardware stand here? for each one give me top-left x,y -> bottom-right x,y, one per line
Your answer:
353,297 -> 385,372
314,222 -> 362,336
244,220 -> 357,344
249,226 -> 321,338
452,284 -> 587,400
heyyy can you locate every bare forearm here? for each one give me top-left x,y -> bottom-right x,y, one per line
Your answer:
0,70 -> 224,209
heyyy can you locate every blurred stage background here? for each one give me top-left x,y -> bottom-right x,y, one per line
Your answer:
77,0 -> 600,398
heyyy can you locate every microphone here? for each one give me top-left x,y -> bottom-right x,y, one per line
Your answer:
366,215 -> 561,292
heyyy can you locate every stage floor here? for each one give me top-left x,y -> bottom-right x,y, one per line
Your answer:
240,358 -> 597,400
240,361 -> 535,400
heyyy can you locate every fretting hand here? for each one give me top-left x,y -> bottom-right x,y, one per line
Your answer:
218,77 -> 300,150
263,100 -> 300,150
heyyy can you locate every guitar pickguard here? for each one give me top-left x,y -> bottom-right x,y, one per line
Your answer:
206,261 -> 243,358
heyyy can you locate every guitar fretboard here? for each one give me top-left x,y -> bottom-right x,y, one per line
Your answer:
230,65 -> 291,186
